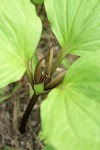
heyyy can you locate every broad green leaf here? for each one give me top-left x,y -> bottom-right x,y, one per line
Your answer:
0,0 -> 42,88
44,0 -> 100,56
40,51 -> 100,150
42,145 -> 56,150
31,0 -> 44,4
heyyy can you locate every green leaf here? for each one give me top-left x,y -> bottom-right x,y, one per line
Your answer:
0,0 -> 42,88
34,83 -> 44,94
42,145 -> 56,150
40,51 -> 100,150
44,0 -> 100,56
4,146 -> 11,150
31,0 -> 44,4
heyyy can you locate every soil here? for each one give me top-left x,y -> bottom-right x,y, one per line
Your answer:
0,4 -> 78,150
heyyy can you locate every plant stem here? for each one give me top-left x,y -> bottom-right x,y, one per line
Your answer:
19,93 -> 39,134
51,50 -> 67,75
19,62 -> 38,134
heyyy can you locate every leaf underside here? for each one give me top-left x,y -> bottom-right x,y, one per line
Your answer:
40,51 -> 100,150
0,0 -> 42,88
44,0 -> 100,56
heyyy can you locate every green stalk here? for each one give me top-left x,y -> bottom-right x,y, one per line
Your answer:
51,49 -> 67,75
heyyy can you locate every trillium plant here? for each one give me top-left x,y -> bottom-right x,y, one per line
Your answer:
0,0 -> 100,149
